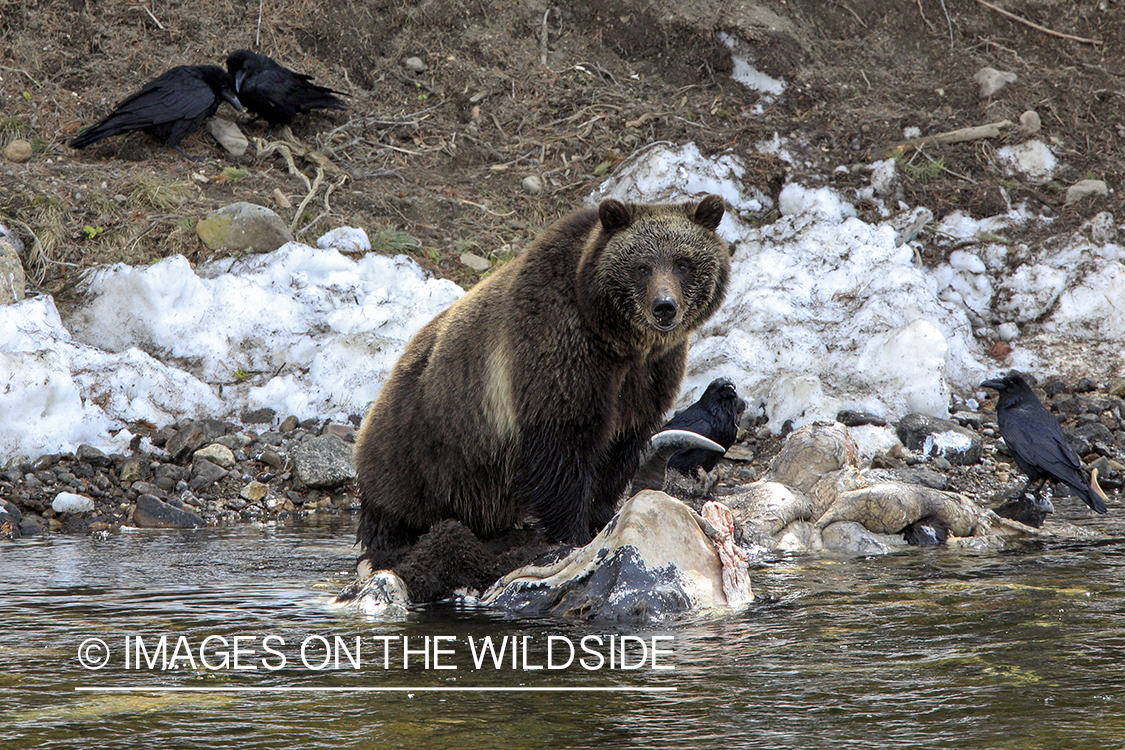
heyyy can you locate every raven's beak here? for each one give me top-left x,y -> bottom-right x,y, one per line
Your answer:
234,69 -> 247,92
224,92 -> 243,111
980,378 -> 1005,391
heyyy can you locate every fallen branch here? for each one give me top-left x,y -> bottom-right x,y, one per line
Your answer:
971,0 -> 1101,46
880,119 -> 1012,158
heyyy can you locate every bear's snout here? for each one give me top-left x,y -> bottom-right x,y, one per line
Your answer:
651,294 -> 679,329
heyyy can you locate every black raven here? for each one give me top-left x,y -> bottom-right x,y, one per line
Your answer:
663,377 -> 745,474
981,371 -> 1108,515
225,49 -> 347,128
70,65 -> 240,156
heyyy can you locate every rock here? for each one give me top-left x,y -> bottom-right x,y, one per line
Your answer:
132,494 -> 205,528
289,434 -> 355,489
1069,422 -> 1116,457
836,409 -> 886,427
521,175 -> 543,194
189,459 -> 229,491
241,481 -> 269,502
3,138 -> 33,163
888,206 -> 932,247
459,252 -> 491,273
317,227 -> 370,253
242,407 -> 277,424
193,443 -> 235,469
0,233 -> 26,305
483,490 -> 737,619
322,422 -> 356,441
1018,110 -> 1041,134
259,448 -> 285,469
279,415 -> 300,433
132,480 -> 164,497
166,420 -> 228,464
51,492 -> 95,514
974,66 -> 1017,97
896,413 -> 982,465
75,444 -> 110,468
206,117 -> 248,156
403,56 -> 427,73
196,202 -> 292,254
1065,179 -> 1109,205
0,499 -> 22,539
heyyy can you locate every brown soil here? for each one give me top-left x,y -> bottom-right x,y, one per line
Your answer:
2,0 -> 1122,301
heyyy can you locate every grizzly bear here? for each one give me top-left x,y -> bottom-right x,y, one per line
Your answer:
354,194 -> 730,570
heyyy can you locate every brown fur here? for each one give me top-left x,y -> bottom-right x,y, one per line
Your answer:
354,195 -> 730,570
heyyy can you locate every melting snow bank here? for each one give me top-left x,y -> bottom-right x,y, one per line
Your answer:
2,142 -> 1123,460
0,238 -> 462,458
596,143 -> 1124,427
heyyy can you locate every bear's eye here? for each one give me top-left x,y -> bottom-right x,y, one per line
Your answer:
675,260 -> 691,275
636,264 -> 650,278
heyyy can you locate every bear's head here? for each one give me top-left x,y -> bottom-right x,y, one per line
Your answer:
579,194 -> 729,353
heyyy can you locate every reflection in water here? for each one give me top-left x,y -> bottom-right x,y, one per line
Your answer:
2,515 -> 1123,749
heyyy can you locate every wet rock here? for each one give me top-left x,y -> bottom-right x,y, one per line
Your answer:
0,499 -> 21,539
52,492 -> 94,514
189,459 -> 228,491
289,435 -> 355,489
132,495 -> 205,528
196,202 -> 292,254
896,413 -> 982,465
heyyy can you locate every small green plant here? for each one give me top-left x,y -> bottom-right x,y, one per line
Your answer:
21,91 -> 31,101
370,227 -> 422,254
894,151 -> 945,183
82,225 -> 104,240
221,166 -> 249,182
234,367 -> 250,381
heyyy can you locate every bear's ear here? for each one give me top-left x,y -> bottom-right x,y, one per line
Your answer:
692,194 -> 725,231
598,199 -> 633,234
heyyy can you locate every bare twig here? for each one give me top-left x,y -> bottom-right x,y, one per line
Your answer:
129,3 -> 166,30
938,0 -> 954,48
256,0 -> 264,48
539,8 -> 550,67
881,119 -> 1012,157
971,0 -> 1101,46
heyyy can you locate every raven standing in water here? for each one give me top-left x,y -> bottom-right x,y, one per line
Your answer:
981,371 -> 1109,517
70,65 -> 240,157
225,49 -> 347,129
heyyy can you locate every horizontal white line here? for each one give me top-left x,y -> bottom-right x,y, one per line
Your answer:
75,686 -> 676,693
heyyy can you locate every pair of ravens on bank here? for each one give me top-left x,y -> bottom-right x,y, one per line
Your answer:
69,50 -> 346,155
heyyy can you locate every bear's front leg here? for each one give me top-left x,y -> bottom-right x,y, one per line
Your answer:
511,424 -> 602,546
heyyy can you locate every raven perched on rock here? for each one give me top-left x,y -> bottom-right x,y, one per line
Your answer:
663,377 -> 745,475
70,65 -> 240,156
981,371 -> 1108,515
225,49 -> 347,128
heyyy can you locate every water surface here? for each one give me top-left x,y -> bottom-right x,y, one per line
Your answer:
3,513 -> 1124,749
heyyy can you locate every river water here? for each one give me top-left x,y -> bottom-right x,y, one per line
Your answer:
3,512 -> 1124,749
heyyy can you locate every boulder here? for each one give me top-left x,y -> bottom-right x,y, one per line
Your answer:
289,434 -> 355,489
896,413 -> 983,465
196,202 -> 291,254
132,494 -> 205,528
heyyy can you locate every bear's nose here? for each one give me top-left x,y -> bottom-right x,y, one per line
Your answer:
652,297 -> 678,327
